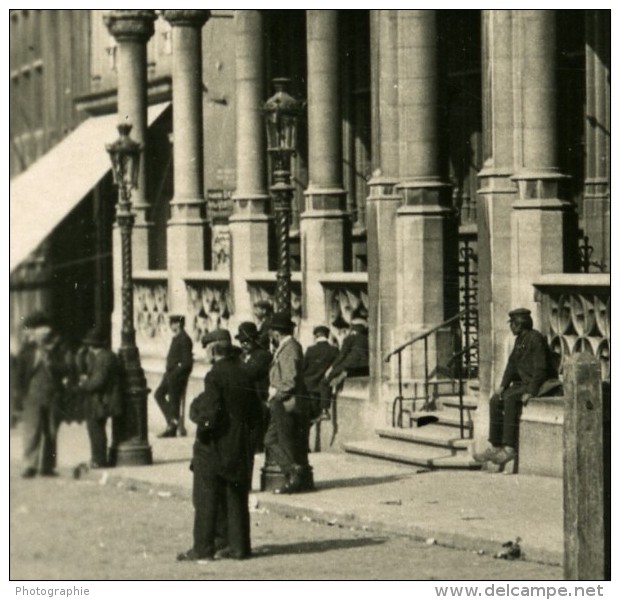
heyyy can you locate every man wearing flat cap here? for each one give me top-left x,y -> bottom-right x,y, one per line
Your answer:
264,312 -> 310,494
179,329 -> 260,561
475,308 -> 559,467
154,315 -> 193,438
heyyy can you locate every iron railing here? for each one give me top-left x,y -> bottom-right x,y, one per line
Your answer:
385,308 -> 477,437
447,340 -> 479,439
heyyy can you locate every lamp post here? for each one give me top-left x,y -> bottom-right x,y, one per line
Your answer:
263,78 -> 304,314
106,123 -> 153,466
260,79 -> 313,492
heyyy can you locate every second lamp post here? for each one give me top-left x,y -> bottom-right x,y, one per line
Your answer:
263,77 -> 304,315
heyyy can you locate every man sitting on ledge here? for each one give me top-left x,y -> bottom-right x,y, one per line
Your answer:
475,308 -> 560,468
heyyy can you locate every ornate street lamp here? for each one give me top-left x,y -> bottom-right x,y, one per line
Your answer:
106,123 -> 152,466
263,77 -> 304,314
261,79 -> 312,493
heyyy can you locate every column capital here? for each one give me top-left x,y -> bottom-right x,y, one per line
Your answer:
104,10 -> 157,43
161,9 -> 210,28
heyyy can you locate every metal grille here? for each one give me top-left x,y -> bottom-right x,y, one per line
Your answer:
458,235 -> 479,378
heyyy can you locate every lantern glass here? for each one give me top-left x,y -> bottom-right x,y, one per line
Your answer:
106,123 -> 142,191
263,78 -> 302,155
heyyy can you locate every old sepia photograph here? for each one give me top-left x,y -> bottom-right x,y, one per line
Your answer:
9,6 -> 611,586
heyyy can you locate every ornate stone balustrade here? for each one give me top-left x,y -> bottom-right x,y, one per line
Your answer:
184,272 -> 232,346
133,271 -> 169,354
534,274 -> 610,379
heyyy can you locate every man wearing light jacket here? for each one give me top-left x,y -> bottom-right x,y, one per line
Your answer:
264,312 -> 310,495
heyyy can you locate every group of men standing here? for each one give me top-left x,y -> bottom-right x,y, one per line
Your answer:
12,314 -> 122,477
12,302 -> 560,563
174,304 -> 369,562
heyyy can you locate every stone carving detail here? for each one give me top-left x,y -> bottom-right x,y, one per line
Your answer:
541,291 -> 610,379
134,281 -> 169,343
211,225 -> 231,272
186,281 -> 231,344
248,283 -> 302,326
104,10 -> 157,42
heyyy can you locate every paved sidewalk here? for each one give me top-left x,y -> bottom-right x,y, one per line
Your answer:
10,423 -> 563,566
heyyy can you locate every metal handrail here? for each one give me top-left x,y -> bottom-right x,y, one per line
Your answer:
387,308 -> 477,433
384,308 -> 469,362
449,340 -> 479,439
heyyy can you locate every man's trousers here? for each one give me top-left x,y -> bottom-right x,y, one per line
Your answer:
264,399 -> 309,476
154,372 -> 188,424
192,450 -> 250,558
489,385 -> 526,448
86,415 -> 108,467
22,404 -> 58,473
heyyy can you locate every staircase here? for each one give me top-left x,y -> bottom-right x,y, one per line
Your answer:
343,381 -> 482,470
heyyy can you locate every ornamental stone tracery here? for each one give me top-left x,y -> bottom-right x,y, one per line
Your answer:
538,289 -> 610,380
186,281 -> 232,344
134,281 -> 169,345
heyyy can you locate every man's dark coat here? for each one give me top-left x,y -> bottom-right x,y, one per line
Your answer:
190,354 -> 261,483
500,329 -> 558,396
328,331 -> 369,380
303,340 -> 339,393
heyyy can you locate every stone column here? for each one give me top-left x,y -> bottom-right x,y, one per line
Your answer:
511,10 -> 576,310
475,10 -> 519,452
229,10 -> 269,323
367,10 -> 401,406
476,11 -> 517,394
105,10 -> 156,350
301,10 -> 347,334
162,10 -> 210,315
393,10 -> 457,379
583,10 -> 610,272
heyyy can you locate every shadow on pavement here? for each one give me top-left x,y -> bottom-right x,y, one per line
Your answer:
252,536 -> 386,557
314,474 -> 412,490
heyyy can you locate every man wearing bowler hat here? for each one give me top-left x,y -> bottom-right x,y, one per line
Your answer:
18,313 -> 67,478
475,308 -> 560,468
253,300 -> 274,351
236,322 -> 272,454
264,312 -> 310,494
154,315 -> 194,438
78,327 -> 121,468
304,325 -> 339,422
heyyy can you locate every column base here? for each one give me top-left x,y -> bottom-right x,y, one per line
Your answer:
109,441 -> 153,467
260,459 -> 314,493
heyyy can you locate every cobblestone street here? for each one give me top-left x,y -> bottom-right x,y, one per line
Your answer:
10,466 -> 562,581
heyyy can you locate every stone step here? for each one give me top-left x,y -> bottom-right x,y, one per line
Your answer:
390,378 -> 460,396
438,395 -> 479,410
403,410 -> 474,432
343,438 -> 481,470
435,405 -> 477,425
376,426 -> 471,450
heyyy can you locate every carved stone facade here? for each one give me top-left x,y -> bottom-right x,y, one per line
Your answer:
134,278 -> 169,351
186,280 -> 232,344
535,278 -> 610,379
